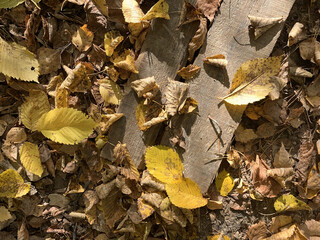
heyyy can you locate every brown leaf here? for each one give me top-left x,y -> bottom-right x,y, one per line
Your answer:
203,54 -> 228,68
17,220 -> 29,240
188,16 -> 207,61
299,220 -> 320,238
270,215 -> 292,233
250,155 -> 281,198
296,132 -> 316,185
165,80 -> 189,117
113,143 -> 140,182
256,122 -> 276,139
288,22 -> 307,46
37,47 -> 61,75
72,24 -> 94,52
264,224 -> 307,240
247,222 -> 267,240
196,0 -> 222,22
177,64 -> 200,80
235,125 -> 258,143
273,142 -> 294,168
131,76 -> 159,98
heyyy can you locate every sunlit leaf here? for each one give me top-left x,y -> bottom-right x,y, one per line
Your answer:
166,177 -> 208,209
36,108 -> 97,145
122,0 -> 144,23
0,36 -> 39,82
104,30 -> 124,57
207,235 -> 231,240
72,24 -> 94,52
0,169 -> 30,198
215,169 -> 235,196
142,0 -> 170,21
145,145 -> 183,184
20,90 -> 50,131
99,79 -> 122,105
111,49 -> 139,73
137,195 -> 155,220
274,195 -> 311,212
20,142 -> 43,177
177,64 -> 200,80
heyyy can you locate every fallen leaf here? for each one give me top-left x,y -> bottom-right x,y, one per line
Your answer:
0,206 -> 11,222
92,0 -> 108,17
273,142 -> 294,168
165,80 -> 189,117
122,0 -> 144,23
235,125 -> 258,143
250,155 -> 281,198
247,222 -> 267,240
99,79 -> 122,105
111,49 -> 139,73
72,24 -> 94,52
178,97 -> 198,114
55,87 -> 69,108
142,0 -> 170,21
99,113 -> 124,134
59,62 -> 94,92
104,30 -> 124,57
207,234 -> 231,240
131,76 -> 159,98
274,195 -> 311,212
0,0 -> 25,8
145,145 -> 184,184
166,177 -> 208,209
196,0 -> 222,22
113,143 -> 140,182
215,169 -> 235,197
0,36 -> 39,82
20,142 -> 43,177
222,56 -> 283,105
203,54 -> 228,68
270,215 -> 293,233
267,168 -> 294,188
37,47 -> 61,75
0,169 -> 30,198
248,15 -> 283,40
20,90 -> 50,131
6,127 -> 27,144
256,122 -> 276,138
188,16 -> 207,61
136,100 -> 167,131
288,22 -> 307,46
137,195 -> 155,220
299,219 -> 320,238
264,224 -> 307,240
177,64 -> 200,80
35,108 -> 97,145
104,66 -> 119,82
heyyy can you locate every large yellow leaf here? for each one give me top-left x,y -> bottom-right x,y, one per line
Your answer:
222,56 -> 283,105
145,145 -> 184,184
166,177 -> 208,209
35,108 -> 97,145
20,90 -> 50,131
274,194 -> 311,212
0,169 -> 30,198
99,79 -> 122,105
122,0 -> 144,23
19,142 -> 43,177
215,169 -> 235,197
0,37 -> 39,82
142,0 -> 170,21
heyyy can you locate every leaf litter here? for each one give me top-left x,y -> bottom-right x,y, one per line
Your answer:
0,0 -> 319,240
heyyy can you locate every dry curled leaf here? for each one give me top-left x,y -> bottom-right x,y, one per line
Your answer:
72,24 -> 94,52
188,16 -> 207,61
111,49 -> 139,74
203,54 -> 228,68
122,0 -> 144,23
247,222 -> 267,240
264,224 -> 307,240
165,80 -> 189,117
196,0 -> 222,22
142,0 -> 170,21
270,215 -> 293,233
273,142 -> 294,168
288,22 -> 307,47
104,30 -> 124,57
248,15 -> 283,40
131,76 -> 159,98
177,64 -> 200,80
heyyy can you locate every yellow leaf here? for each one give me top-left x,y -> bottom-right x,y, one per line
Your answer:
274,195 -> 311,212
92,0 -> 108,17
72,24 -> 94,52
111,49 -> 139,73
215,169 -> 235,196
203,54 -> 228,68
166,177 -> 208,209
0,206 -> 11,222
137,195 -> 155,220
178,97 -> 198,114
0,169 -> 30,198
177,64 -> 200,80
207,235 -> 231,240
145,145 -> 183,184
19,142 -> 43,177
55,87 -> 69,108
142,0 -> 170,21
0,0 -> 24,9
104,30 -> 124,57
99,79 -> 122,105
230,56 -> 283,92
122,0 -> 144,23
20,90 -> 50,131
35,108 -> 97,145
136,100 -> 167,131
0,36 -> 39,82
264,224 -> 307,240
